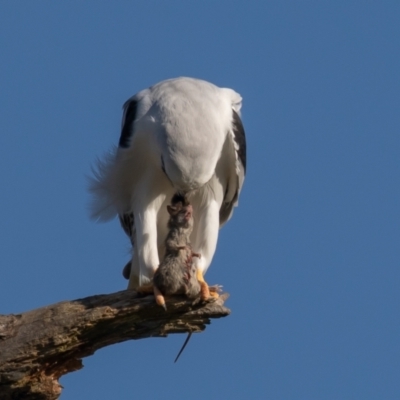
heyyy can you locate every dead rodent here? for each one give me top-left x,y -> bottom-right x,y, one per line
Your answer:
153,194 -> 201,309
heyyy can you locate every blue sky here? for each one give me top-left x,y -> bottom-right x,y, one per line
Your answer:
1,2 -> 399,399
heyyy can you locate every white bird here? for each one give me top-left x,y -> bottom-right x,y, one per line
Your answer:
89,77 -> 246,298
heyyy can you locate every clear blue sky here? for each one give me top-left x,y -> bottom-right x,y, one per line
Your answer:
1,2 -> 399,399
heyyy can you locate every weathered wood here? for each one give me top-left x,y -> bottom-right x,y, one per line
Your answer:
0,290 -> 230,400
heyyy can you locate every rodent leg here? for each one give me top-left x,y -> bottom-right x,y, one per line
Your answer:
153,284 -> 167,310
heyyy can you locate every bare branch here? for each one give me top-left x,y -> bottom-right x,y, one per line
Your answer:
0,290 -> 230,400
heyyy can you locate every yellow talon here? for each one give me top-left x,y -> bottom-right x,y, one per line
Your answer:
196,269 -> 219,300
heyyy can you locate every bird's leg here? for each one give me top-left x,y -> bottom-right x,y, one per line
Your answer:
191,198 -> 220,300
126,252 -> 140,289
196,269 -> 219,300
129,204 -> 160,291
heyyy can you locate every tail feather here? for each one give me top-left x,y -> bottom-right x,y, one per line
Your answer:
88,148 -> 120,221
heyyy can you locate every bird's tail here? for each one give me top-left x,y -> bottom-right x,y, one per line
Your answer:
88,147 -> 120,221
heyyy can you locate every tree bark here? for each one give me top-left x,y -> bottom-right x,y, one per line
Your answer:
0,290 -> 230,400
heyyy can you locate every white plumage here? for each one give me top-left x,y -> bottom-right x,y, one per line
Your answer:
90,77 -> 246,292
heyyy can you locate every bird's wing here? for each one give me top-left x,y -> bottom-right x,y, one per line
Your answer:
116,91 -> 153,241
218,108 -> 247,226
119,212 -> 135,246
89,89 -> 152,221
118,99 -> 139,148
118,87 -> 153,149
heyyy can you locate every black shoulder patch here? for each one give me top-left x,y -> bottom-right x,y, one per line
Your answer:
118,100 -> 138,148
232,110 -> 247,172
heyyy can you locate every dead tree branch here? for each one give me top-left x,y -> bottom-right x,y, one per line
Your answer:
0,290 -> 230,400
